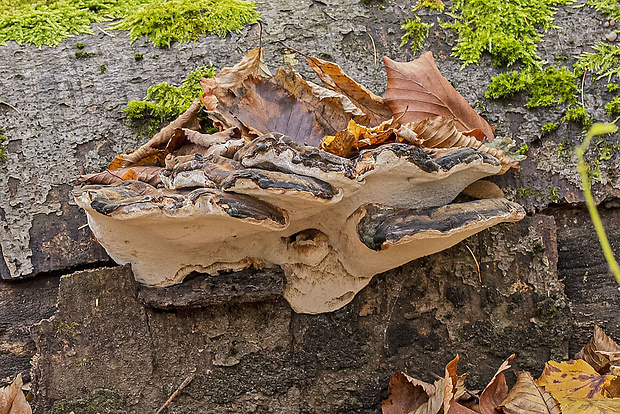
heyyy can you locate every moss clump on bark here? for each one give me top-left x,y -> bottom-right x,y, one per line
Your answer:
0,0 -> 259,48
0,128 -> 6,163
485,66 -> 577,108
563,107 -> 593,128
125,65 -> 215,136
440,0 -> 570,68
400,17 -> 433,52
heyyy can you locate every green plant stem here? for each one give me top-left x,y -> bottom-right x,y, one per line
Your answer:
576,123 -> 620,285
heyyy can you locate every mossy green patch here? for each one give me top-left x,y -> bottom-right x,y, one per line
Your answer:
575,42 -> 620,81
112,0 -> 259,48
400,16 -> 433,52
125,64 -> 215,136
608,83 -> 619,92
0,128 -> 6,163
605,96 -> 620,115
413,0 -> 444,12
440,0 -> 570,67
586,0 -> 620,21
485,66 -> 577,108
516,144 -> 529,155
563,106 -> 593,128
557,140 -> 572,162
542,122 -> 559,133
0,0 -> 259,48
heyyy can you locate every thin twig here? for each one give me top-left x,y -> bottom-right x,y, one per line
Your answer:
77,223 -> 89,230
464,244 -> 481,283
367,32 -> 377,67
0,100 -> 20,113
156,373 -> 198,414
581,68 -> 587,108
97,26 -> 116,37
280,42 -> 311,60
258,21 -> 263,51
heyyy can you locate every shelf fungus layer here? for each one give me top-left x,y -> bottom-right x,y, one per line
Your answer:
74,134 -> 524,314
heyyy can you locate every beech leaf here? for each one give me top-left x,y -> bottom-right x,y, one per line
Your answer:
500,371 -> 561,414
320,118 -> 397,157
444,356 -> 476,414
536,359 -> 620,400
0,374 -> 31,414
478,354 -> 514,414
306,55 -> 393,125
382,371 -> 435,414
383,52 -> 494,141
576,326 -> 620,374
559,397 -> 620,413
78,166 -> 163,186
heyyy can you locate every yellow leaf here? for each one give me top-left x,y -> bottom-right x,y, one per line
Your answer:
536,359 -> 619,400
559,397 -> 620,413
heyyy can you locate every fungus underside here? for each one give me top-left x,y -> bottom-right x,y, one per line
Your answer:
0,0 -> 259,48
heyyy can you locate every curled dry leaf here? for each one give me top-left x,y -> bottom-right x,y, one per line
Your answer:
576,325 -> 620,374
78,166 -> 163,186
444,356 -> 476,414
500,371 -> 561,414
478,354 -> 515,414
110,100 -> 201,169
320,119 -> 397,157
404,116 -> 519,171
382,371 -> 435,414
306,55 -> 393,125
0,374 -> 32,414
536,359 -> 620,400
383,52 -> 494,141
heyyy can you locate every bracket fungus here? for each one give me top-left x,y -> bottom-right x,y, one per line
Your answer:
75,49 -> 525,314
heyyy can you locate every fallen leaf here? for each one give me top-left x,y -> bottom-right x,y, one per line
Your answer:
383,52 -> 494,141
536,359 -> 620,400
403,116 -> 519,171
500,371 -> 561,414
320,119 -> 397,157
413,379 -> 445,414
306,55 -> 393,125
478,354 -> 515,414
382,371 -> 435,414
576,326 -> 620,374
78,166 -> 163,186
462,181 -> 505,199
559,397 -> 620,413
0,374 -> 32,414
213,65 -> 366,147
444,356 -> 476,414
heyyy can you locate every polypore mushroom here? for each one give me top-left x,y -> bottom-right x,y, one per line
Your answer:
74,49 -> 526,314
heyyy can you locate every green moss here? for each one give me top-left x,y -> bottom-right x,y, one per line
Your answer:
606,96 -> 620,115
413,0 -> 445,12
134,52 -> 143,61
516,144 -> 529,155
75,50 -> 94,58
99,64 -> 106,74
594,136 -> 619,161
112,0 -> 259,48
563,106 -> 593,128
440,0 -> 570,68
608,83 -> 619,92
319,52 -> 332,60
557,141 -> 572,162
0,0 -> 259,48
51,389 -> 125,414
485,66 -> 577,108
587,0 -> 620,21
542,122 -> 559,133
0,128 -> 6,163
575,42 -> 620,81
548,187 -> 560,203
554,55 -> 568,61
400,16 -> 433,52
517,187 -> 543,198
55,321 -> 80,337
125,64 -> 215,136
76,42 -> 84,49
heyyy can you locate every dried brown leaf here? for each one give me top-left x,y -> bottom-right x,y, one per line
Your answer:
382,371 -> 435,414
413,379 -> 444,414
320,119 -> 397,157
576,326 -> 620,374
478,354 -> 514,414
0,374 -> 31,414
383,52 -> 494,141
306,56 -> 393,125
500,371 -> 561,414
214,65 -> 365,147
114,99 -> 201,168
78,166 -> 163,186
462,181 -> 505,200
405,116 -> 520,172
444,356 -> 476,414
